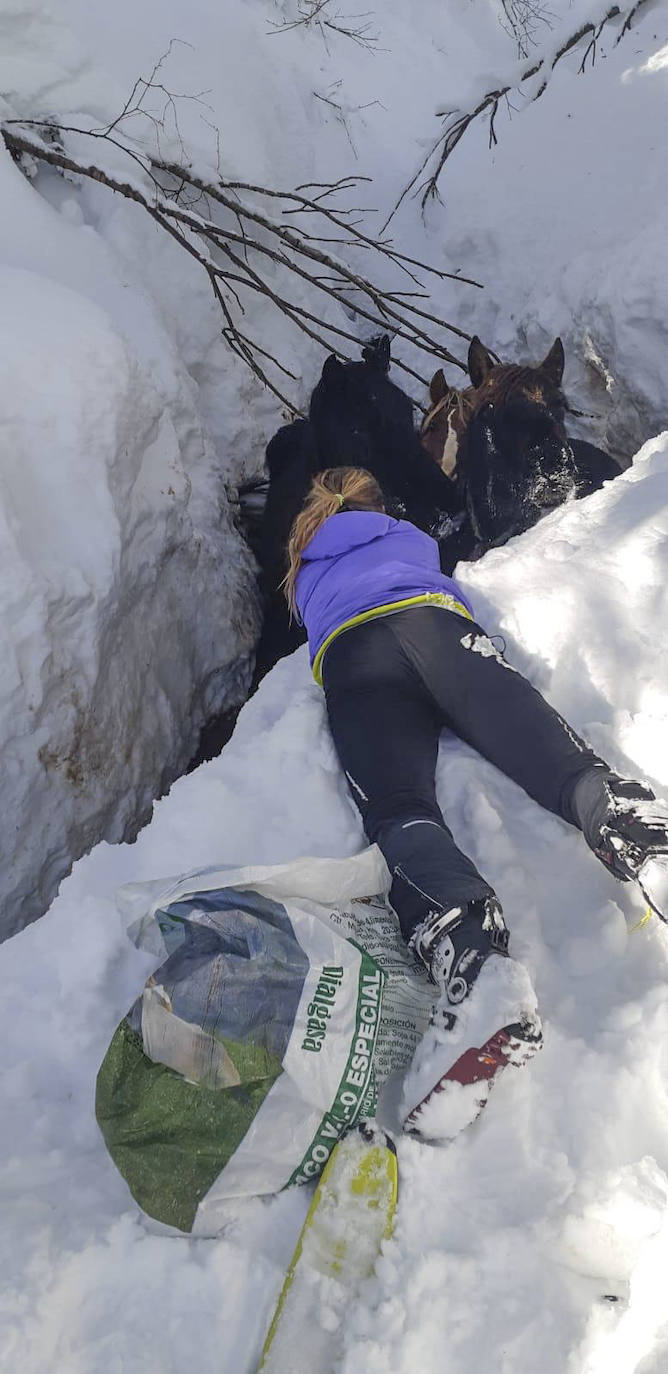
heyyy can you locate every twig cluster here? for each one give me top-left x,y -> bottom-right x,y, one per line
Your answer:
268,0 -> 381,54
1,47 -> 481,413
499,0 -> 554,58
384,0 -> 649,226
313,80 -> 386,158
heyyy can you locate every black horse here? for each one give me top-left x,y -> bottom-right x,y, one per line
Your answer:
309,343 -> 461,532
245,333 -> 620,684
252,337 -> 462,679
253,417 -> 320,679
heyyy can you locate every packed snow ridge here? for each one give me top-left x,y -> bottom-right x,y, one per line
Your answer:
2,431 -> 668,1374
2,0 -> 667,940
0,144 -> 259,939
1,0 -> 668,1368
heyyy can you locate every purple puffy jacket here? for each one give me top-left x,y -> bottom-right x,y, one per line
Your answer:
295,511 -> 474,672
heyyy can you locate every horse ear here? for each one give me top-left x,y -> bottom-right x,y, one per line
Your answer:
539,338 -> 565,387
362,334 -> 391,372
321,354 -> 344,387
468,337 -> 495,388
429,369 -> 449,404
377,334 -> 391,372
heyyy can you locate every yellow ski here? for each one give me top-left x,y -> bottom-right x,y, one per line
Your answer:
257,1124 -> 398,1374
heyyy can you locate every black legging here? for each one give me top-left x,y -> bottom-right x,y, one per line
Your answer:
322,605 -> 603,942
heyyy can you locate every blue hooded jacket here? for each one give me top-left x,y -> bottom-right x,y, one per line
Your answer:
295,512 -> 474,674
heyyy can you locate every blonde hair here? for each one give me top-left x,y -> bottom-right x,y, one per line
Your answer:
283,466 -> 385,616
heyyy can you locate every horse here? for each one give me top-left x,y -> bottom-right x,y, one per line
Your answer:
253,417 -> 320,680
251,338 -> 464,679
245,332 -> 620,687
420,336 -> 620,548
308,339 -> 462,532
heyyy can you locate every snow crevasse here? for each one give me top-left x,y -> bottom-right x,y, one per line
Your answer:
0,147 -> 259,938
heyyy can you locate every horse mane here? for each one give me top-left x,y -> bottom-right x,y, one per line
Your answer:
420,363 -> 565,444
421,383 -> 475,434
470,365 -> 562,415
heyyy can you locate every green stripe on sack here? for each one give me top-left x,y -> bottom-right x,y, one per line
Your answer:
95,1020 -> 283,1232
287,947 -> 385,1187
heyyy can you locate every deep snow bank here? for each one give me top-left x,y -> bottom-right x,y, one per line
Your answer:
33,0 -> 668,455
1,0 -> 666,936
413,21 -> 668,461
0,142 -> 259,938
1,433 -> 667,1374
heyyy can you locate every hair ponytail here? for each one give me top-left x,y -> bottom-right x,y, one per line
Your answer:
282,466 -> 385,617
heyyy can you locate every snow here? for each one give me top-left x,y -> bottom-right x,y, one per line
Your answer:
2,0 -> 667,931
2,0 -> 668,1369
641,855 -> 668,918
258,1127 -> 398,1374
400,953 -> 540,1141
0,110 -> 259,936
1,432 -> 668,1372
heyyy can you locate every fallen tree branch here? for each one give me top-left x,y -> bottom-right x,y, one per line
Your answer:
383,0 -> 649,228
499,0 -> 554,58
268,0 -> 381,53
3,109 -> 479,410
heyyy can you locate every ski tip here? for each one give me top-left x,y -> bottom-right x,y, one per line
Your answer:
403,1019 -> 543,1143
256,1125 -> 398,1373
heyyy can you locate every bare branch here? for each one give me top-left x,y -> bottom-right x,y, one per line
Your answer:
268,0 -> 381,52
2,88 -> 477,411
499,0 -> 554,58
216,176 -> 482,286
384,0 -> 649,226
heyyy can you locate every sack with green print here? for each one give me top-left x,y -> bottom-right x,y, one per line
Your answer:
95,847 -> 434,1236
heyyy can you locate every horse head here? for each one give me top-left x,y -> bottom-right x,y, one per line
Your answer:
463,336 -> 578,544
420,368 -> 474,477
309,340 -> 461,531
309,340 -> 414,472
422,337 -> 579,547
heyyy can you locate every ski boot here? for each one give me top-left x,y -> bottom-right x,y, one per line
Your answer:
571,769 -> 668,920
411,893 -> 510,1001
404,896 -> 542,1142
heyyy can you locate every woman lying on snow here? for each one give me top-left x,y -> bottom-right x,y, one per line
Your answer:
283,465 -> 668,1085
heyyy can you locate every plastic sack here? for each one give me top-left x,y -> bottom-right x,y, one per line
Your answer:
96,848 -> 433,1235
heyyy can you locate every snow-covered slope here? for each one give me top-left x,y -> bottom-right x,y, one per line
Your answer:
46,0 -> 668,456
1,433 -> 667,1374
0,35 -> 267,935
1,1 -> 668,1369
0,143 -> 259,937
1,0 -> 666,933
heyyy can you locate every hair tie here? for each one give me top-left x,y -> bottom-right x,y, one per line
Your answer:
337,493 -> 345,508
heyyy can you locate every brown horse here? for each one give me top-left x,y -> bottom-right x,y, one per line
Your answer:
421,337 -> 570,481
421,337 -> 619,547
